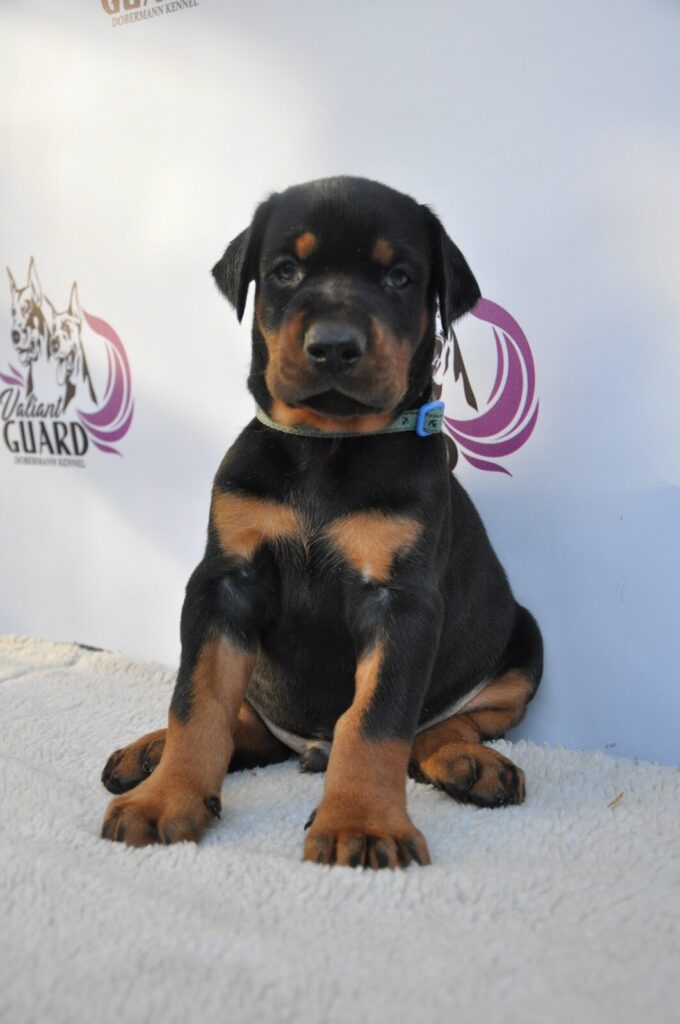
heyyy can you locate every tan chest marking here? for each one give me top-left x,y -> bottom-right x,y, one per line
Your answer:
325,512 -> 422,582
212,492 -> 301,558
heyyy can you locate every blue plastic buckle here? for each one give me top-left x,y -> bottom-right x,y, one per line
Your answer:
415,400 -> 445,437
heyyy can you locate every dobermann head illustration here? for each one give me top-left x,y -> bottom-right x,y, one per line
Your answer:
7,259 -> 54,396
432,327 -> 478,469
48,283 -> 97,411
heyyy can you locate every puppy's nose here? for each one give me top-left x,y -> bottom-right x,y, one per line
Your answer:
303,321 -> 367,374
11,331 -> 20,346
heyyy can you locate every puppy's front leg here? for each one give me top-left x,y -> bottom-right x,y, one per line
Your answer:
102,561 -> 257,846
305,580 -> 442,869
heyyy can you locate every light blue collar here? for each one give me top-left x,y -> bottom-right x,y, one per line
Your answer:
255,400 -> 444,439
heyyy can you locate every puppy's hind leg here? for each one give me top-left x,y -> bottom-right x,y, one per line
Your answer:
101,700 -> 292,794
101,728 -> 166,794
410,606 -> 542,807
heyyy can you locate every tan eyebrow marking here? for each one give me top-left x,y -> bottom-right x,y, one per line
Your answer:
294,232 -> 318,260
371,239 -> 395,266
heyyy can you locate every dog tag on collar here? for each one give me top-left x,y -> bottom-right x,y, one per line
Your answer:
415,400 -> 445,437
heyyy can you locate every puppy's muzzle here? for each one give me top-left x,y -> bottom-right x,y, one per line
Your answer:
303,321 -> 367,376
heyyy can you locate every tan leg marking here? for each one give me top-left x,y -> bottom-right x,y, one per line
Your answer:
229,700 -> 292,771
212,491 -> 301,558
101,700 -> 291,794
101,637 -> 255,846
304,642 -> 430,869
325,512 -> 422,582
458,670 -> 534,738
411,670 -> 533,807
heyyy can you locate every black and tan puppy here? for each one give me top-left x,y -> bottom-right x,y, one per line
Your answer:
101,176 -> 542,869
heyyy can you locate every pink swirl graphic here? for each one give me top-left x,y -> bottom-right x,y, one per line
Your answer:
77,311 -> 134,455
444,298 -> 538,476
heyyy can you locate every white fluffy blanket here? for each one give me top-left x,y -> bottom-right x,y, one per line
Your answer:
1,634 -> 678,1024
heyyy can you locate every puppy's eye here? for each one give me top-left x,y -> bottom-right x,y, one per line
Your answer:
384,268 -> 412,290
272,259 -> 303,285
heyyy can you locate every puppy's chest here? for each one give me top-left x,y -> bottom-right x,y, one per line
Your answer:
211,488 -> 422,588
210,486 -> 424,735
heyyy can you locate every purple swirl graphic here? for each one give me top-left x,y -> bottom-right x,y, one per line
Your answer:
0,364 -> 25,388
77,311 -> 134,455
444,298 -> 538,476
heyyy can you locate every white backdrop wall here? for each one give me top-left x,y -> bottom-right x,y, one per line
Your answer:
1,0 -> 678,764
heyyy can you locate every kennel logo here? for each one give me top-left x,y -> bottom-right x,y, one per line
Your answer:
2,259 -> 134,468
100,0 -> 199,29
434,298 -> 539,477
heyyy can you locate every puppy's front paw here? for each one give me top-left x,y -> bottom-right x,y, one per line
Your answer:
303,801 -> 430,869
101,772 -> 221,847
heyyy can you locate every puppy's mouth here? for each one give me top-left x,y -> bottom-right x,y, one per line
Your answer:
299,390 -> 382,419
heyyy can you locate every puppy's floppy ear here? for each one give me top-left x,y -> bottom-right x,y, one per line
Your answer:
424,207 -> 481,336
212,195 -> 276,322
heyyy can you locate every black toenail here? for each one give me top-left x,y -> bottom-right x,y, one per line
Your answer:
205,795 -> 221,819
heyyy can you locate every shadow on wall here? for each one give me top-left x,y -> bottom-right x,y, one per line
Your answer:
480,484 -> 680,765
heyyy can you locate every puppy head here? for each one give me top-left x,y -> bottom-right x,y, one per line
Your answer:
212,177 -> 480,429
